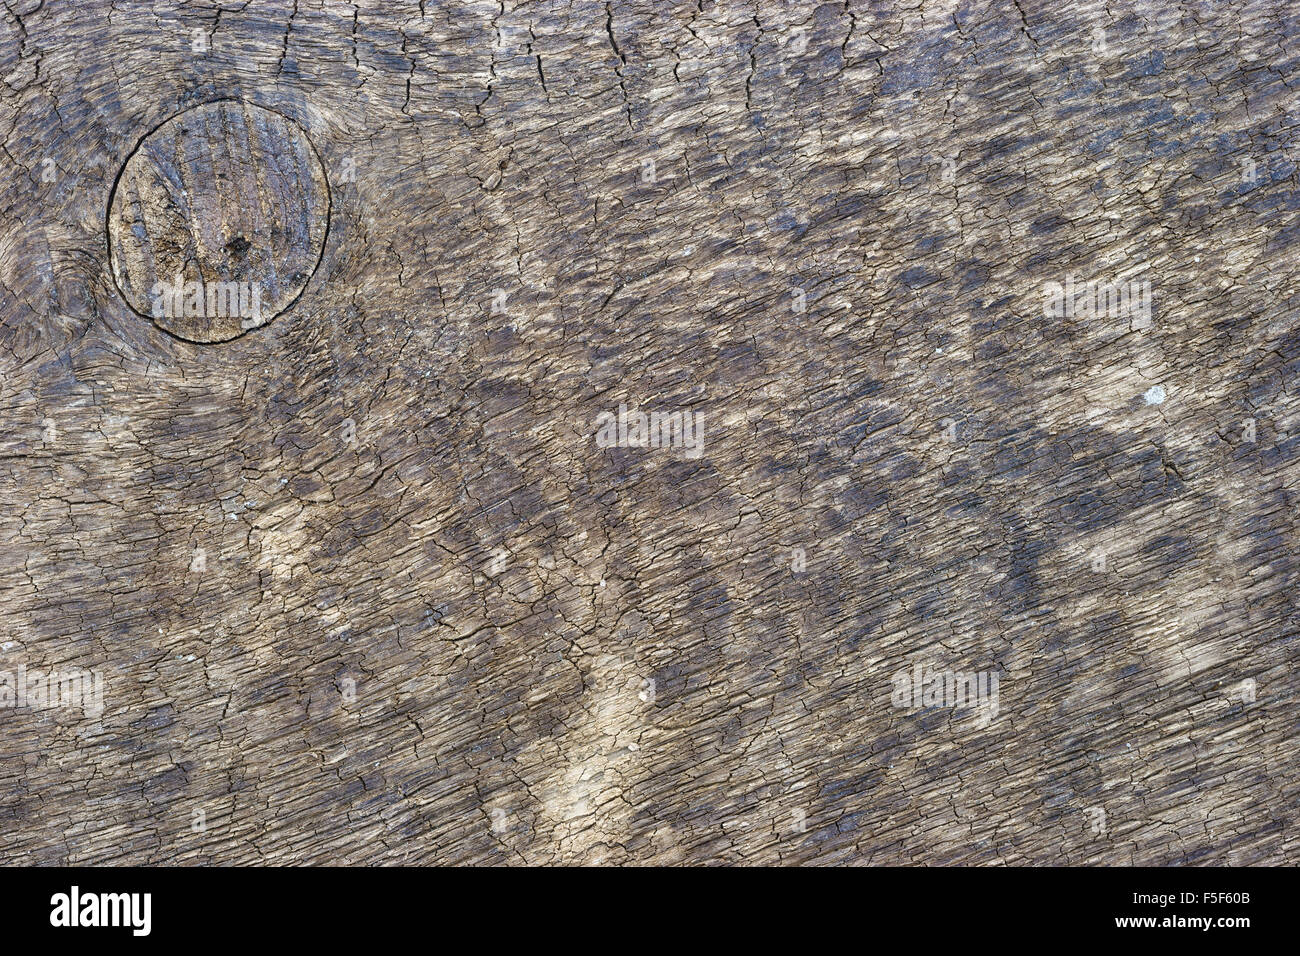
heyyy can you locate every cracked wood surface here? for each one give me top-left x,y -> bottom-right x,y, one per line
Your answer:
0,0 -> 1297,865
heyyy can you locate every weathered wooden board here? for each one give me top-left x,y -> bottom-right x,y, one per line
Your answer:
0,0 -> 1296,865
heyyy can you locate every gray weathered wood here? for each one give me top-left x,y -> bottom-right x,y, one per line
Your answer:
0,0 -> 1296,865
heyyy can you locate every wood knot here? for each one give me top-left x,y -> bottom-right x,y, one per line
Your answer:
107,100 -> 330,343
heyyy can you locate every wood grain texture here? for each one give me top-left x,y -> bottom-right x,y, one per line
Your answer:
0,0 -> 1297,865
